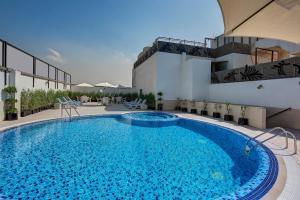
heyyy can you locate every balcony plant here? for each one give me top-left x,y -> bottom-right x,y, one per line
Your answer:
200,100 -> 208,116
224,103 -> 233,121
157,91 -> 163,111
3,86 -> 18,120
238,106 -> 249,125
20,90 -> 31,117
213,103 -> 221,118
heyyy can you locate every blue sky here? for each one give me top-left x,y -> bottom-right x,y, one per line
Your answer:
0,0 -> 223,86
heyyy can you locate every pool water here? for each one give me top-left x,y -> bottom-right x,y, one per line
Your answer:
0,113 -> 277,199
122,112 -> 177,120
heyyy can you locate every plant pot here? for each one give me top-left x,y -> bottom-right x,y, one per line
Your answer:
224,114 -> 233,121
200,110 -> 208,116
21,110 -> 31,117
5,113 -> 18,121
213,112 -> 221,118
190,109 -> 197,114
148,106 -> 156,110
181,107 -> 188,112
238,118 -> 249,125
157,104 -> 163,111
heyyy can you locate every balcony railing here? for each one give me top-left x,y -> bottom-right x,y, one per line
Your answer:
133,37 -> 252,69
134,37 -> 211,69
211,57 -> 300,84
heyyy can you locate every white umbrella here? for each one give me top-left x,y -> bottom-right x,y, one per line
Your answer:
115,84 -> 128,88
218,0 -> 300,44
95,82 -> 116,88
75,82 -> 94,87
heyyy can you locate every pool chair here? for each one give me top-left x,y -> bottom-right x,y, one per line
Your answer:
65,96 -> 81,106
62,97 -> 80,107
57,97 -> 77,108
128,99 -> 146,109
124,98 -> 138,107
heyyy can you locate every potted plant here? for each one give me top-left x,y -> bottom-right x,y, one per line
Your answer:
238,106 -> 249,125
213,103 -> 221,118
190,100 -> 197,114
181,99 -> 188,112
224,103 -> 233,121
2,86 -> 18,120
157,91 -> 163,111
200,100 -> 208,116
20,90 -> 31,117
175,98 -> 181,110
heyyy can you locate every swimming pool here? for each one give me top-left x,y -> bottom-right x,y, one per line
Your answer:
0,112 -> 278,199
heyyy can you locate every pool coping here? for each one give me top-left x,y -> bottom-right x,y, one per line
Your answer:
0,111 -> 287,199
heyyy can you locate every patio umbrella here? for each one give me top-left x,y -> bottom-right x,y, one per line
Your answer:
218,0 -> 300,44
95,82 -> 116,96
75,83 -> 94,87
95,82 -> 116,88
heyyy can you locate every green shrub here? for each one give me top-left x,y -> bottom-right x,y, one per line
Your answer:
21,90 -> 30,111
144,93 -> 156,108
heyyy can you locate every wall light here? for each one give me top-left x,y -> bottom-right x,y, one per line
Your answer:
257,84 -> 263,89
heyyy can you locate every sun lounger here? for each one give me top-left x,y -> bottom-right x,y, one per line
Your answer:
65,96 -> 81,106
128,99 -> 146,109
124,98 -> 138,107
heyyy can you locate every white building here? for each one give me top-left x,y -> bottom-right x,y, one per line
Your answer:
132,36 -> 300,129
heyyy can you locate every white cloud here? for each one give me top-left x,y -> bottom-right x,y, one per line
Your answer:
46,48 -> 64,64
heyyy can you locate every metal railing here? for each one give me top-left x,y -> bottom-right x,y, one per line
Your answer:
245,127 -> 297,155
212,57 -> 300,84
60,104 -> 80,120
0,39 -> 71,88
134,37 -> 210,69
133,37 -> 252,69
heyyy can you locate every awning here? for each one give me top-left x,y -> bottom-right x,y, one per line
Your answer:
218,0 -> 300,44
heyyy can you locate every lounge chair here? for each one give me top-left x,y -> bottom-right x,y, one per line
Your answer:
57,97 -> 77,108
125,98 -> 138,107
128,99 -> 146,109
65,96 -> 81,106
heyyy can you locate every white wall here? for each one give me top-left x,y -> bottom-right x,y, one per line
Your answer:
156,52 -> 182,99
133,53 -> 157,95
209,77 -> 300,109
191,59 -> 211,100
134,52 -> 212,100
215,53 -> 254,69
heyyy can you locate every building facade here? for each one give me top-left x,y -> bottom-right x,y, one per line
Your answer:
132,36 -> 300,129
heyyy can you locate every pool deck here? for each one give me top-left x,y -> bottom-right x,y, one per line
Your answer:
0,103 -> 299,200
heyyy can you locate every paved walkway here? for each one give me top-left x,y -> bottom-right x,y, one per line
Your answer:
0,104 -> 299,199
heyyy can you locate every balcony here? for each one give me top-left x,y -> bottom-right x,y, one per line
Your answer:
211,57 -> 300,84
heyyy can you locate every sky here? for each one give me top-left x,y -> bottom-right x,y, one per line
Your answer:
0,0 -> 224,86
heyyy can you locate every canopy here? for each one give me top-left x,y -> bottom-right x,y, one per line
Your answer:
218,0 -> 300,44
95,82 -> 116,88
75,83 -> 94,87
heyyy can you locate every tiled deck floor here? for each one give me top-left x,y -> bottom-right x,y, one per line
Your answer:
0,104 -> 299,199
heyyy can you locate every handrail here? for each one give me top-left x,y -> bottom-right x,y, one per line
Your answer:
267,108 -> 291,119
60,103 -> 80,120
245,127 -> 297,155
